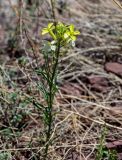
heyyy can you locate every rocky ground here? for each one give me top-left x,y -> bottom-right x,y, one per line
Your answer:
0,0 -> 122,159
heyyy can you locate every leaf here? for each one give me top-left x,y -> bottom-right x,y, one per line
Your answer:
36,68 -> 48,81
33,100 -> 44,110
43,42 -> 51,53
37,82 -> 48,101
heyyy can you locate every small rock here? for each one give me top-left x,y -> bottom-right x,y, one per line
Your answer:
118,153 -> 122,160
88,76 -> 108,86
91,84 -> 108,92
105,62 -> 122,76
88,76 -> 109,92
60,82 -> 84,97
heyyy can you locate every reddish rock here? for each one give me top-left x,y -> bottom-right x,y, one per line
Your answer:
88,76 -> 108,86
105,62 -> 122,76
91,84 -> 108,92
88,76 -> 109,92
118,153 -> 122,160
106,140 -> 122,149
106,140 -> 122,160
60,82 -> 84,97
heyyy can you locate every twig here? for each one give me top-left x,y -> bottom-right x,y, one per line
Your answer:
113,0 -> 122,9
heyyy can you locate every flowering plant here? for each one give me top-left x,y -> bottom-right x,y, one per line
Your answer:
35,22 -> 80,159
42,22 -> 80,48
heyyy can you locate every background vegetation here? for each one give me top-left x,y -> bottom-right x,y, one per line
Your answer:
0,0 -> 122,159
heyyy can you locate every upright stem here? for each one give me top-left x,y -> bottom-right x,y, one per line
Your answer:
43,41 -> 60,160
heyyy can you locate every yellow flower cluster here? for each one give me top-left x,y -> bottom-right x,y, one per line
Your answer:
42,22 -> 80,47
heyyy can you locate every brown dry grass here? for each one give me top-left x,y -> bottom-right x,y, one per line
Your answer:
0,0 -> 122,159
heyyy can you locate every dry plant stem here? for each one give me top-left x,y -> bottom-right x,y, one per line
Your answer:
24,29 -> 39,67
44,41 -> 61,160
19,0 -> 24,44
50,0 -> 56,25
112,0 -> 122,9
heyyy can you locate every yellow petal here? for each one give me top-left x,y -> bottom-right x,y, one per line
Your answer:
71,35 -> 76,41
48,23 -> 54,29
74,30 -> 80,35
69,24 -> 74,32
42,29 -> 48,35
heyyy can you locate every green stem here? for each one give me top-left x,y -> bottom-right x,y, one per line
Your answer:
43,41 -> 60,160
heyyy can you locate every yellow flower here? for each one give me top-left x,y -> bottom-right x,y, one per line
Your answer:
41,23 -> 80,46
64,24 -> 80,41
42,23 -> 54,35
42,23 -> 56,40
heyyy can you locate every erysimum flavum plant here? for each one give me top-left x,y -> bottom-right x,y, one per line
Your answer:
35,22 -> 80,159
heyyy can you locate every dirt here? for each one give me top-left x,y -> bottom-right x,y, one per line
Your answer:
0,0 -> 122,159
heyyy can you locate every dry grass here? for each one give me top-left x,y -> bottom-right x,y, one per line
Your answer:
0,0 -> 122,159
